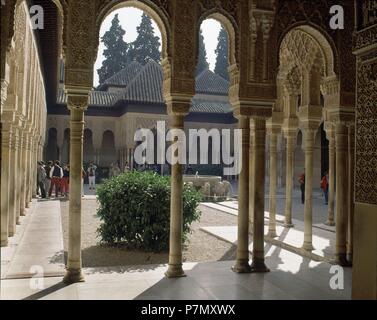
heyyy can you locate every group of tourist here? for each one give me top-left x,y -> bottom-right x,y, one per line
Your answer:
37,160 -> 70,199
36,161 -> 100,198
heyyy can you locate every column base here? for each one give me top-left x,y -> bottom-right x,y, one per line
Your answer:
266,231 -> 278,238
334,254 -> 352,267
63,268 -> 85,284
16,217 -> 21,225
302,242 -> 315,251
250,260 -> 270,273
165,264 -> 186,278
232,260 -> 252,273
324,220 -> 335,226
1,239 -> 8,247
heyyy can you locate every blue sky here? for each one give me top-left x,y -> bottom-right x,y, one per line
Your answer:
94,7 -> 222,86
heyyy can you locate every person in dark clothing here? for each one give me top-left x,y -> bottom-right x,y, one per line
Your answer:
185,164 -> 194,175
61,165 -> 70,197
44,161 -> 53,197
299,171 -> 305,204
37,161 -> 46,198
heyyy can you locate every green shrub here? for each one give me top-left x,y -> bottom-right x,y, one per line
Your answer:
96,171 -> 202,252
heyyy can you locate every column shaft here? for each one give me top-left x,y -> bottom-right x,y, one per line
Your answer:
347,125 -> 355,263
63,106 -> 85,284
8,126 -> 18,236
251,118 -> 269,272
232,116 -> 251,273
19,134 -> 26,216
326,130 -> 336,226
302,130 -> 315,251
284,134 -> 295,227
335,123 -> 349,265
267,132 -> 278,238
165,114 -> 186,278
248,129 -> 254,232
1,127 -> 11,246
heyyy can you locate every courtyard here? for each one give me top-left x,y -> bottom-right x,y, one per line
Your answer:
1,184 -> 348,300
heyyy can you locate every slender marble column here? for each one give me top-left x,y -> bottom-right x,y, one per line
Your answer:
8,125 -> 18,236
347,124 -> 355,263
24,132 -> 31,208
63,96 -> 87,284
1,125 -> 12,246
302,129 -> 316,251
251,118 -> 269,272
19,132 -> 26,216
165,113 -> 186,278
248,126 -> 254,232
267,130 -> 278,238
284,133 -> 295,227
335,123 -> 349,265
232,116 -> 251,273
325,128 -> 336,226
15,131 -> 22,224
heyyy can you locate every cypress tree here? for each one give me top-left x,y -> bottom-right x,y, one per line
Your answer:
196,28 -> 209,75
97,14 -> 129,84
128,13 -> 161,65
214,27 -> 229,80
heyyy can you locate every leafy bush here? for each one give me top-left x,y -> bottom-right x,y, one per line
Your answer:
96,171 -> 202,251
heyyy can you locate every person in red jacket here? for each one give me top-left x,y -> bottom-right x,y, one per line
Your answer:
298,171 -> 305,204
321,171 -> 329,205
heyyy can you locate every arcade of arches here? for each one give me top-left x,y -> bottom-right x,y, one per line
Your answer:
1,1 -> 376,299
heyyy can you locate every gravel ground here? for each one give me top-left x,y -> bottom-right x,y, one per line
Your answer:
60,200 -> 237,268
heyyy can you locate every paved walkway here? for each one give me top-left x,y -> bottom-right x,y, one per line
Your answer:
1,199 -> 65,279
1,254 -> 351,300
200,201 -> 336,262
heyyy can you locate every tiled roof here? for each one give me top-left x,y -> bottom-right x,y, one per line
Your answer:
100,61 -> 143,88
190,98 -> 232,113
123,60 -> 164,104
195,69 -> 229,95
57,62 -> 232,113
57,89 -> 119,107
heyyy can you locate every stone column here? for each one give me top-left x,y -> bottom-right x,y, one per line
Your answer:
302,128 -> 316,251
32,139 -> 38,198
335,123 -> 349,265
165,108 -> 188,278
8,125 -> 19,236
250,118 -> 269,272
19,131 -> 26,216
267,127 -> 278,238
248,127 -> 254,232
283,132 -> 296,227
63,95 -> 88,284
232,116 -> 251,273
325,127 -> 336,226
347,124 -> 355,263
15,129 -> 22,224
1,123 -> 12,246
